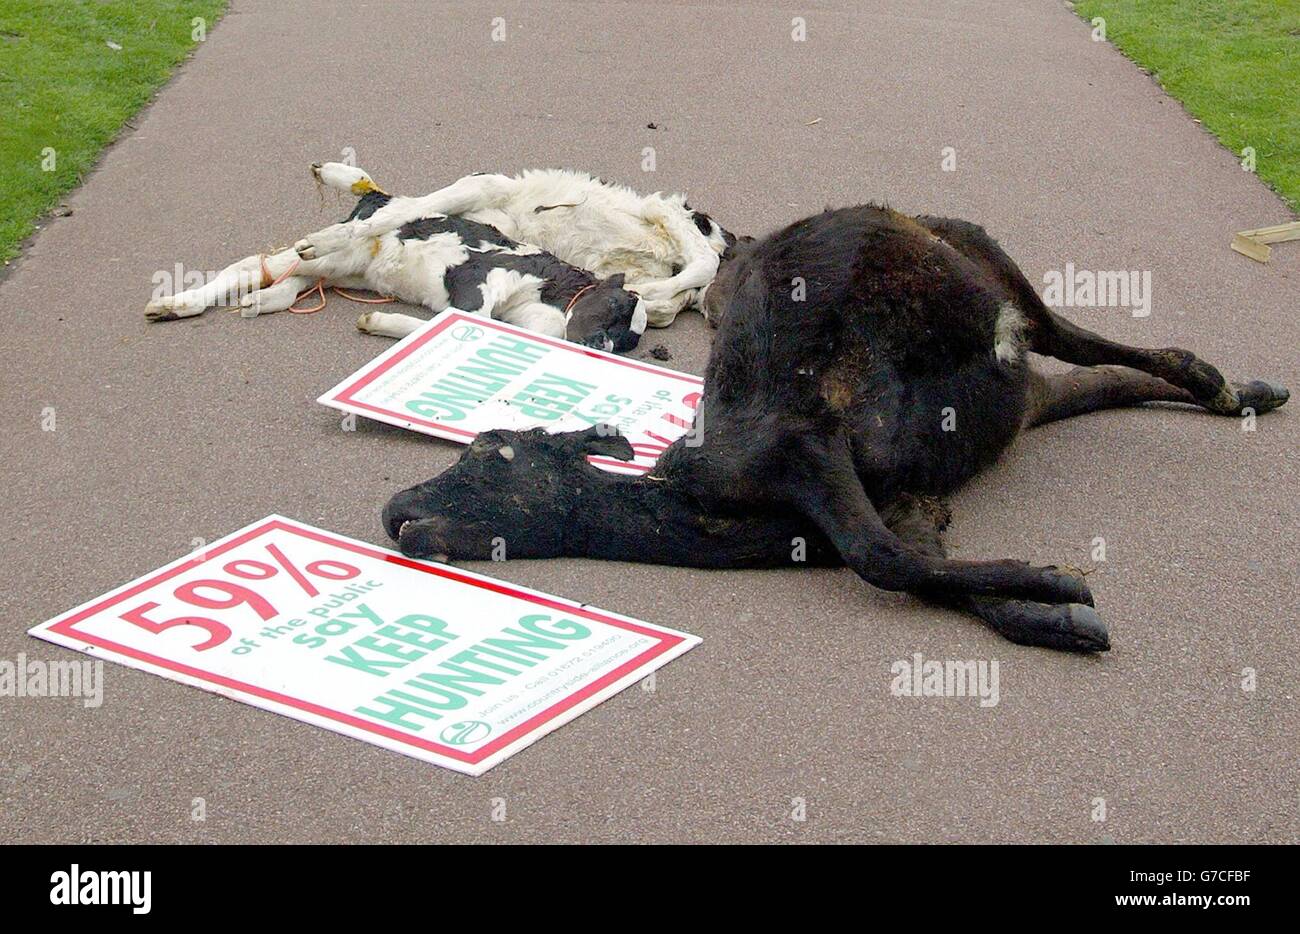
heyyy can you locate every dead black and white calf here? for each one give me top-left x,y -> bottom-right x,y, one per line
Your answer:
382,205 -> 1289,652
145,163 -> 648,353
293,165 -> 736,327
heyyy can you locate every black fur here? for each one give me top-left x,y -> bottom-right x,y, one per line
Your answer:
444,248 -> 596,311
395,214 -> 517,250
342,192 -> 640,351
346,190 -> 393,222
382,204 -> 1288,652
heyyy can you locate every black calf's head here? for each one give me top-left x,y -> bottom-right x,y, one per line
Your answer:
700,236 -> 757,327
382,426 -> 635,560
564,274 -> 647,353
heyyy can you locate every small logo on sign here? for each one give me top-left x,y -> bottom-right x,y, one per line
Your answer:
451,325 -> 485,342
440,720 -> 492,745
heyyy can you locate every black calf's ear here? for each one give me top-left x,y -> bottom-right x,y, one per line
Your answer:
604,273 -> 626,289
577,424 -> 636,460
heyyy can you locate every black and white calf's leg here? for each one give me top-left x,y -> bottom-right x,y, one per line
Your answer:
881,494 -> 1109,653
146,238 -> 376,321
356,310 -> 426,339
145,249 -> 302,320
295,173 -> 519,260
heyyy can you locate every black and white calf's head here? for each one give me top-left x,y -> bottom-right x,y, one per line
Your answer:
382,426 -> 634,560
312,161 -> 385,196
563,273 -> 647,353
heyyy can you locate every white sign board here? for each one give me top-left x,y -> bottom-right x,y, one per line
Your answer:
318,311 -> 703,474
28,516 -> 699,775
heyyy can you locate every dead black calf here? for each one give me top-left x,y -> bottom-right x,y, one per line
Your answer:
382,205 -> 1289,652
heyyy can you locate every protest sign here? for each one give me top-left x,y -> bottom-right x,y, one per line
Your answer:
28,516 -> 699,775
318,312 -> 703,474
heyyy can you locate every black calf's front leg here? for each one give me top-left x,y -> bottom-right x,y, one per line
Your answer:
881,495 -> 1108,653
785,436 -> 1094,612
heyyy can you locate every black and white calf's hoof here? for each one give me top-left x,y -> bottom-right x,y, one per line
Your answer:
356,311 -> 422,340
975,600 -> 1111,653
145,293 -> 207,321
294,223 -> 351,260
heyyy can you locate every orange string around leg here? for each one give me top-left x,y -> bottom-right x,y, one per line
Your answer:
240,254 -> 397,316
289,279 -> 328,314
331,287 -> 397,305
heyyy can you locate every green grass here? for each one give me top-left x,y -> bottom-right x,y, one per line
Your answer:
0,0 -> 227,264
1074,0 -> 1300,212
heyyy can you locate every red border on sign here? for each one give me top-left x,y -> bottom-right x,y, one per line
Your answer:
46,519 -> 683,767
324,312 -> 703,471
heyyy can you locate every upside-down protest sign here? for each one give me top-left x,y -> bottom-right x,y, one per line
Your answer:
317,311 -> 703,474
28,516 -> 699,775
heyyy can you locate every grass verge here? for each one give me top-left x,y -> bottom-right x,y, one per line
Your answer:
0,0 -> 227,264
1074,0 -> 1299,212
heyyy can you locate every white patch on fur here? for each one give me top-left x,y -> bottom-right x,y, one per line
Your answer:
994,301 -> 1028,363
365,232 -> 465,310
476,267 -> 542,316
498,445 -> 515,461
480,240 -> 540,256
629,297 -> 648,335
506,302 -> 566,337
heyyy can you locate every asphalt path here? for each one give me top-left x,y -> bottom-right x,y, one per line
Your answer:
1,0 -> 1295,843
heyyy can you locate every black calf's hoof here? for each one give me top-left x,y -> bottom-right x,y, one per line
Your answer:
1232,380 -> 1289,415
984,601 -> 1111,653
1043,565 -> 1094,607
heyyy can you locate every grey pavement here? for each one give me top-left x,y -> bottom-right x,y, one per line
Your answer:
1,0 -> 1296,843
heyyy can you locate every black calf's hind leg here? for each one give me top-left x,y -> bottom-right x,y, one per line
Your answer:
909,216 -> 1287,417
1024,365 -> 1196,427
1031,309 -> 1288,417
882,495 -> 1109,653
